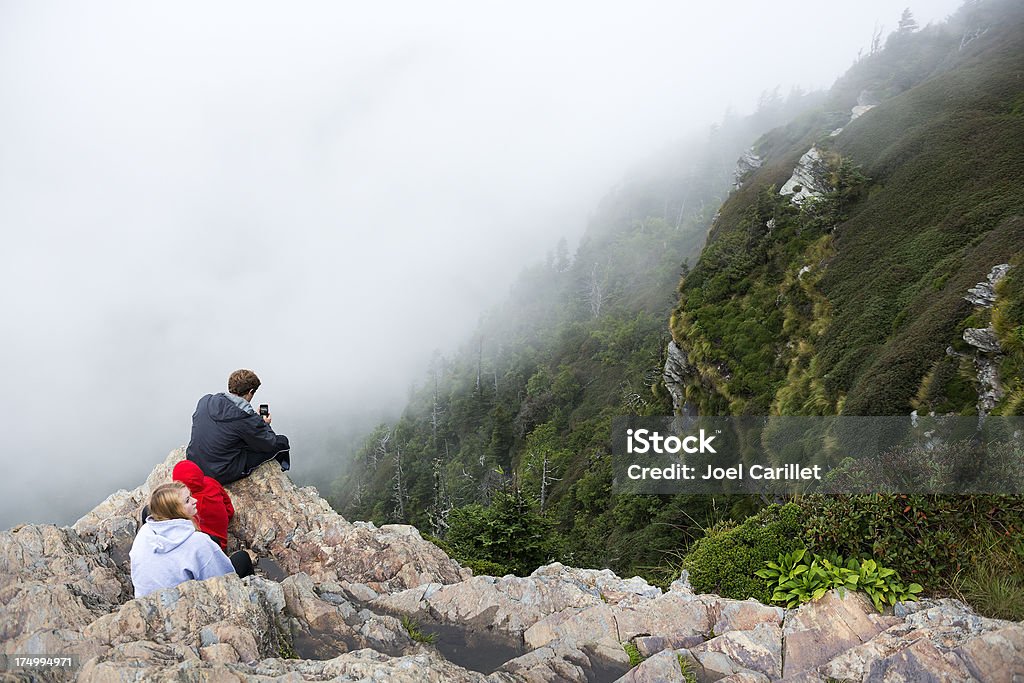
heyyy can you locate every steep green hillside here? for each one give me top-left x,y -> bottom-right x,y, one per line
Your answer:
668,0 -> 1024,617
671,0 -> 1024,417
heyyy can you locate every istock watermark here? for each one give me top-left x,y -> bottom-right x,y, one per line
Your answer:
612,415 -> 1024,495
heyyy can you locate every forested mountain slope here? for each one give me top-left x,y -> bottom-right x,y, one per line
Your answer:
670,0 -> 1024,418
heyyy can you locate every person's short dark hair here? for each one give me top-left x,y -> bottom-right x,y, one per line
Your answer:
228,369 -> 261,397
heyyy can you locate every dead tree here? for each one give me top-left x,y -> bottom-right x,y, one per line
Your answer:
392,445 -> 407,521
429,456 -> 453,535
527,451 -> 562,515
583,262 -> 609,318
476,336 -> 484,394
430,366 -> 443,444
674,198 -> 687,230
369,427 -> 391,468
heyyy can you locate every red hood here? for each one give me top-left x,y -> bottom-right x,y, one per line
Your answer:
172,460 -> 205,494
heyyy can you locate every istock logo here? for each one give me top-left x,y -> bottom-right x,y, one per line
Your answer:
625,428 -> 717,454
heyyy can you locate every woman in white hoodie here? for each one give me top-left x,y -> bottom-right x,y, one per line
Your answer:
130,482 -> 251,598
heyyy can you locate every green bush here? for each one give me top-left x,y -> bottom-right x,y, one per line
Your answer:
758,549 -> 922,612
800,494 -> 1024,589
680,503 -> 803,602
442,490 -> 554,576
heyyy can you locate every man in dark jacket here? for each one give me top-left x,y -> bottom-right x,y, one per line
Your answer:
186,369 -> 291,485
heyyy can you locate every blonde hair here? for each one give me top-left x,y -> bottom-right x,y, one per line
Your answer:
148,482 -> 199,529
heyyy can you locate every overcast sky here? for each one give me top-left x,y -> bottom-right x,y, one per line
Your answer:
0,0 -> 963,527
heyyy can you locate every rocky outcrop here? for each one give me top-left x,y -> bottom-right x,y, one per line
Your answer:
733,149 -> 763,189
779,147 -> 826,204
2,450 -> 470,680
4,452 -> 1024,681
79,648 -> 496,682
0,523 -> 131,659
830,94 -> 881,137
965,263 -> 1010,307
850,104 -> 876,120
663,340 -> 696,415
781,590 -> 897,677
960,263 -> 1012,415
803,596 -> 1024,682
963,326 -> 1001,354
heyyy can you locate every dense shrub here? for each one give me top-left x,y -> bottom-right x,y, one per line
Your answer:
442,490 -> 555,576
799,494 -> 1024,589
680,503 -> 803,602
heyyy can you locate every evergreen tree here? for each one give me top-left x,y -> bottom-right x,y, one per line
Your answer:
897,8 -> 918,34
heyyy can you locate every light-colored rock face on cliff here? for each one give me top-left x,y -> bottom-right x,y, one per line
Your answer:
965,263 -> 1010,307
3,449 -> 1024,681
663,340 -> 696,416
733,149 -> 763,189
779,147 -> 826,205
959,263 -> 1012,416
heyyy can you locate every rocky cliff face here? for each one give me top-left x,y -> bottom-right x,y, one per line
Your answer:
663,340 -> 696,416
3,449 -> 1023,681
957,263 -> 1011,416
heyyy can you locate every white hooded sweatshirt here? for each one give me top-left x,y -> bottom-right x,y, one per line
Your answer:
130,517 -> 235,597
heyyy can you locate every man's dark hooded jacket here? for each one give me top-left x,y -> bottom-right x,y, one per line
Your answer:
186,392 -> 289,485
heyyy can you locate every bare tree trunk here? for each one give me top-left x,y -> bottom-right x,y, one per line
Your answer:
871,23 -> 883,54
431,367 -> 441,444
476,336 -> 483,393
392,445 -> 406,521
584,262 -> 606,318
371,428 -> 391,468
539,453 -> 549,514
430,455 -> 452,535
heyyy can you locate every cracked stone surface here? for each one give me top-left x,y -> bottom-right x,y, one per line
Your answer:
5,455 -> 1024,680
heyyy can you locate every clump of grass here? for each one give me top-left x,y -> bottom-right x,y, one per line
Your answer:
677,653 -> 698,683
277,637 -> 299,659
636,549 -> 687,592
953,529 -> 1024,621
400,615 -> 438,644
622,641 -> 644,668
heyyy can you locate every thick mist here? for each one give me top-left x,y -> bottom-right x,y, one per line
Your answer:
0,1 -> 962,527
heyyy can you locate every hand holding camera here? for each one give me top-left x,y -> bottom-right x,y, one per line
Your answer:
259,404 -> 272,425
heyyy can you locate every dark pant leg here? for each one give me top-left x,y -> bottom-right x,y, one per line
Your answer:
240,448 -> 291,477
229,550 -> 254,578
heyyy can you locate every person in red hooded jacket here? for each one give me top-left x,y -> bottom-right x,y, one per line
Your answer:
171,459 -> 235,551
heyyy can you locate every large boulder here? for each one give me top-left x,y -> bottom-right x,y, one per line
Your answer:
228,459 -> 465,591
796,594 -> 1024,681
84,574 -> 288,664
373,572 -> 605,637
75,448 -> 466,594
782,589 -> 896,677
0,523 -> 130,658
690,622 -> 783,680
